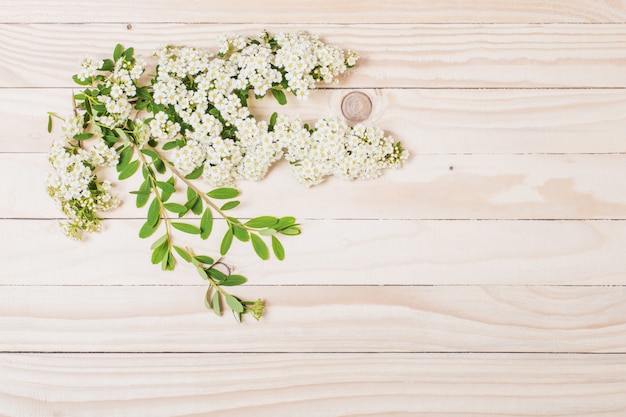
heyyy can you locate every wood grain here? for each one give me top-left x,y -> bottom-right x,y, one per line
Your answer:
5,87 -> 626,154
1,24 -> 625,88
2,1 -> 626,415
2,219 -> 625,286
6,153 -> 626,220
1,353 -> 625,417
2,0 -> 626,23
1,285 -> 626,353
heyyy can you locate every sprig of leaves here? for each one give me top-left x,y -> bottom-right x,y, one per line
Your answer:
52,44 -> 302,321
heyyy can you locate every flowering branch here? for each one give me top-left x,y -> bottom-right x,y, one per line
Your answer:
46,31 -> 407,321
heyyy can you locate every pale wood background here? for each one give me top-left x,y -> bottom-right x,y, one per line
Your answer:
1,1 -> 626,416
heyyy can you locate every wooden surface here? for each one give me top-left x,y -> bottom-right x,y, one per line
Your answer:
1,1 -> 626,416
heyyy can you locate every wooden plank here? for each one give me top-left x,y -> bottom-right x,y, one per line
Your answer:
1,353 -> 625,416
2,0 -> 626,23
2,219 -> 625,286
6,88 -> 626,154
1,24 -> 625,88
1,285 -> 626,352
6,153 -> 626,220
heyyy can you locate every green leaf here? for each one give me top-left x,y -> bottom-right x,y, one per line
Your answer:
259,228 -> 276,236
73,133 -> 94,141
100,59 -> 114,71
279,226 -> 301,236
138,217 -> 160,239
220,228 -> 234,255
212,291 -> 222,316
146,197 -> 161,227
268,111 -> 278,131
274,216 -> 296,230
232,224 -> 249,242
194,255 -> 215,265
204,287 -> 212,311
200,208 -> 213,240
151,241 -> 168,264
207,187 -> 239,199
135,181 -> 151,208
251,234 -> 269,260
171,222 -> 201,234
163,203 -> 187,214
207,267 -> 227,281
153,158 -> 166,175
162,141 -> 178,151
118,159 -> 139,180
185,165 -> 204,180
115,127 -> 130,145
47,114 -> 53,133
245,216 -> 278,229
195,265 -> 209,280
225,295 -> 245,313
117,146 -> 133,172
113,44 -> 124,62
173,245 -> 192,262
156,181 -> 176,194
191,197 -> 203,216
271,88 -> 287,105
141,149 -> 159,159
271,235 -> 285,261
123,47 -> 134,61
150,234 -> 168,250
221,274 -> 247,287
221,200 -> 240,211
163,249 -> 176,271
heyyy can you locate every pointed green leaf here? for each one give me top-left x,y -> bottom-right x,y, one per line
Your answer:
225,295 -> 245,313
220,274 -> 247,287
212,291 -> 222,316
73,133 -> 94,141
47,114 -> 53,133
194,255 -> 215,265
279,226 -> 301,236
207,267 -> 227,282
113,44 -> 124,61
220,228 -> 234,255
250,234 -> 269,260
274,216 -> 296,230
232,224 -> 249,242
117,146 -> 133,172
259,228 -> 276,236
271,235 -> 285,261
244,216 -> 278,229
156,181 -> 176,194
150,234 -> 168,250
151,241 -> 168,264
171,222 -> 201,234
146,198 -> 161,227
138,217 -> 160,239
185,165 -> 204,180
271,88 -> 287,105
115,127 -> 130,145
163,203 -> 187,214
221,200 -> 240,211
118,159 -> 139,180
207,187 -> 239,199
173,245 -> 192,262
191,197 -> 203,215
200,208 -> 213,240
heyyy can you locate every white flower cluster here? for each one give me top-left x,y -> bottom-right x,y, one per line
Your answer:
153,32 -> 402,187
279,115 -> 408,186
95,56 -> 146,129
46,119 -> 120,239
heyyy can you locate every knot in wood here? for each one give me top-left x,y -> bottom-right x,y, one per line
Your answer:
341,91 -> 372,122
